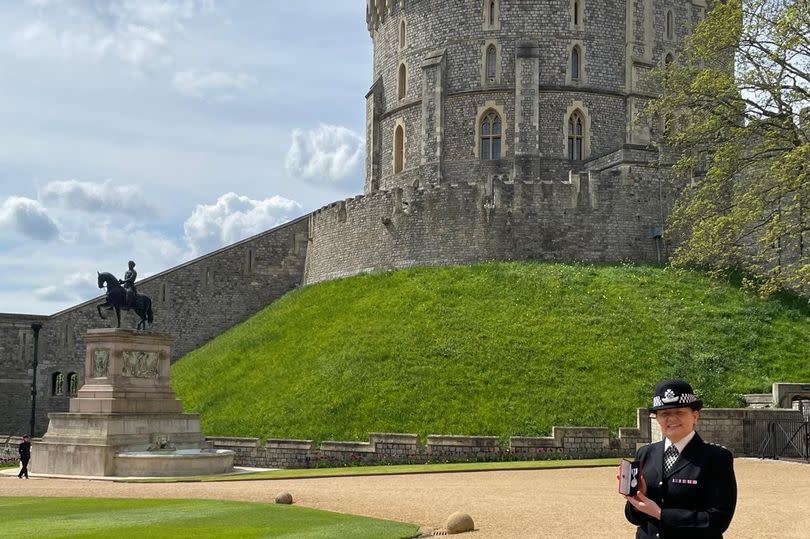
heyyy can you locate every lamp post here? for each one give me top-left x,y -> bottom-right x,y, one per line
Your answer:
30,323 -> 42,437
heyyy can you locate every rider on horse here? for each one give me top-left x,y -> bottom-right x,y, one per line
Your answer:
119,260 -> 137,310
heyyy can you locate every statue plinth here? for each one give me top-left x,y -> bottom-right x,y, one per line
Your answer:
70,329 -> 181,414
31,329 -> 233,477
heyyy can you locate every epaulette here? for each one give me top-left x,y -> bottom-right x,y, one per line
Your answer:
708,442 -> 730,450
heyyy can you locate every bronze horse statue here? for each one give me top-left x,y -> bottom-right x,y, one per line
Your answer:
97,272 -> 153,330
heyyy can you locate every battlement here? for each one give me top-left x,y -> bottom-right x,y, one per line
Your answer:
304,160 -> 676,285
366,0 -> 396,35
315,172 -> 597,222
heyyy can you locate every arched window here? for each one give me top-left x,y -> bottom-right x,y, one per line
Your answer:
399,20 -> 406,49
571,46 -> 581,81
480,111 -> 502,160
67,372 -> 79,397
484,0 -> 499,29
52,372 -> 64,396
486,45 -> 497,81
571,0 -> 584,30
568,112 -> 584,161
666,10 -> 674,40
398,63 -> 407,100
394,125 -> 404,173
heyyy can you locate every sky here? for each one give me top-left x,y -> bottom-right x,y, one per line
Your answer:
0,0 -> 372,315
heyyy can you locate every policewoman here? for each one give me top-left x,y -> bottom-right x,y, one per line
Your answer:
624,380 -> 737,538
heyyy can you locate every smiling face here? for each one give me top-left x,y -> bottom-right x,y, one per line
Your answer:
655,406 -> 700,443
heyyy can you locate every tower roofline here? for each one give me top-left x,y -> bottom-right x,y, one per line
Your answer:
366,0 -> 396,35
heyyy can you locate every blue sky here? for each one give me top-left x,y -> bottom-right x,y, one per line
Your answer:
0,1 -> 372,314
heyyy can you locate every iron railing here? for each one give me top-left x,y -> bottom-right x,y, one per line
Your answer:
745,418 -> 809,460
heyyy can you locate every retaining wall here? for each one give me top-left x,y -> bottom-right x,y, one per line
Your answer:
206,409 -> 654,469
208,406 -> 804,469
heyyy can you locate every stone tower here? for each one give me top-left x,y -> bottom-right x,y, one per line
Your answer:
364,0 -> 709,192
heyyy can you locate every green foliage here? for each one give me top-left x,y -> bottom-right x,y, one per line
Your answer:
171,263 -> 810,441
645,0 -> 809,295
0,497 -> 418,539
127,459 -> 621,483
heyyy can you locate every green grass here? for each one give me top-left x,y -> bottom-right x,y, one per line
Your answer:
171,262 -> 809,441
0,497 -> 418,539
124,458 -> 620,483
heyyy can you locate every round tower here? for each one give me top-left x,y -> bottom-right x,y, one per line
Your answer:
364,0 -> 703,194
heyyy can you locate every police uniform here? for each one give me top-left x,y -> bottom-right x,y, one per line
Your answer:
625,380 -> 737,539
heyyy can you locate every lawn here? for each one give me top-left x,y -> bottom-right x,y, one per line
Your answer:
0,497 -> 419,539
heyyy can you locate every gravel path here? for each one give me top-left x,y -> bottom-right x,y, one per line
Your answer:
1,459 -> 808,538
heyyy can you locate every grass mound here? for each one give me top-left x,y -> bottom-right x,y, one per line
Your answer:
171,262 -> 809,441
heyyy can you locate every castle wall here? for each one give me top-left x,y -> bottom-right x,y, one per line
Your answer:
0,217 -> 309,436
0,314 -> 48,438
305,158 -> 678,284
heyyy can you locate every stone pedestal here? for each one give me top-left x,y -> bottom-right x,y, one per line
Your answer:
31,329 -> 233,477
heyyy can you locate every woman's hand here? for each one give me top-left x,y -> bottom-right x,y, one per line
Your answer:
624,476 -> 661,521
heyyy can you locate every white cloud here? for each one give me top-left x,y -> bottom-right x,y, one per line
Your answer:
39,179 -> 156,216
173,69 -> 254,100
285,124 -> 364,183
34,271 -> 97,303
14,0 -> 216,69
183,192 -> 301,256
0,197 -> 60,241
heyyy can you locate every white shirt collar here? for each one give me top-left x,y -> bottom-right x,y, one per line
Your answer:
665,430 -> 696,454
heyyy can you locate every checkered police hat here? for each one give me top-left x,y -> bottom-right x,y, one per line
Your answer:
650,379 -> 703,411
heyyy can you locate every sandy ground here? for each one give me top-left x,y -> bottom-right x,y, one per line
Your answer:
1,459 -> 809,538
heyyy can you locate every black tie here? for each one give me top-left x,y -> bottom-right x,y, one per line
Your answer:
664,445 -> 679,475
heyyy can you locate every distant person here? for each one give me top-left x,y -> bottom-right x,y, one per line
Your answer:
18,435 -> 30,479
119,260 -> 137,310
623,380 -> 737,538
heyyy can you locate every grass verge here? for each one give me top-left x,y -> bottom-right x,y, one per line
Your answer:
0,497 -> 419,539
123,458 -> 621,483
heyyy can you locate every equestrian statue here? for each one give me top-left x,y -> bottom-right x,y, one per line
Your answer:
97,260 -> 154,330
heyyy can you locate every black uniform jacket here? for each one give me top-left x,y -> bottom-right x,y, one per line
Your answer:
19,441 -> 31,460
625,433 -> 737,539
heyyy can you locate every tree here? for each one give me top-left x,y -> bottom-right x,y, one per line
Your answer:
647,0 -> 809,296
